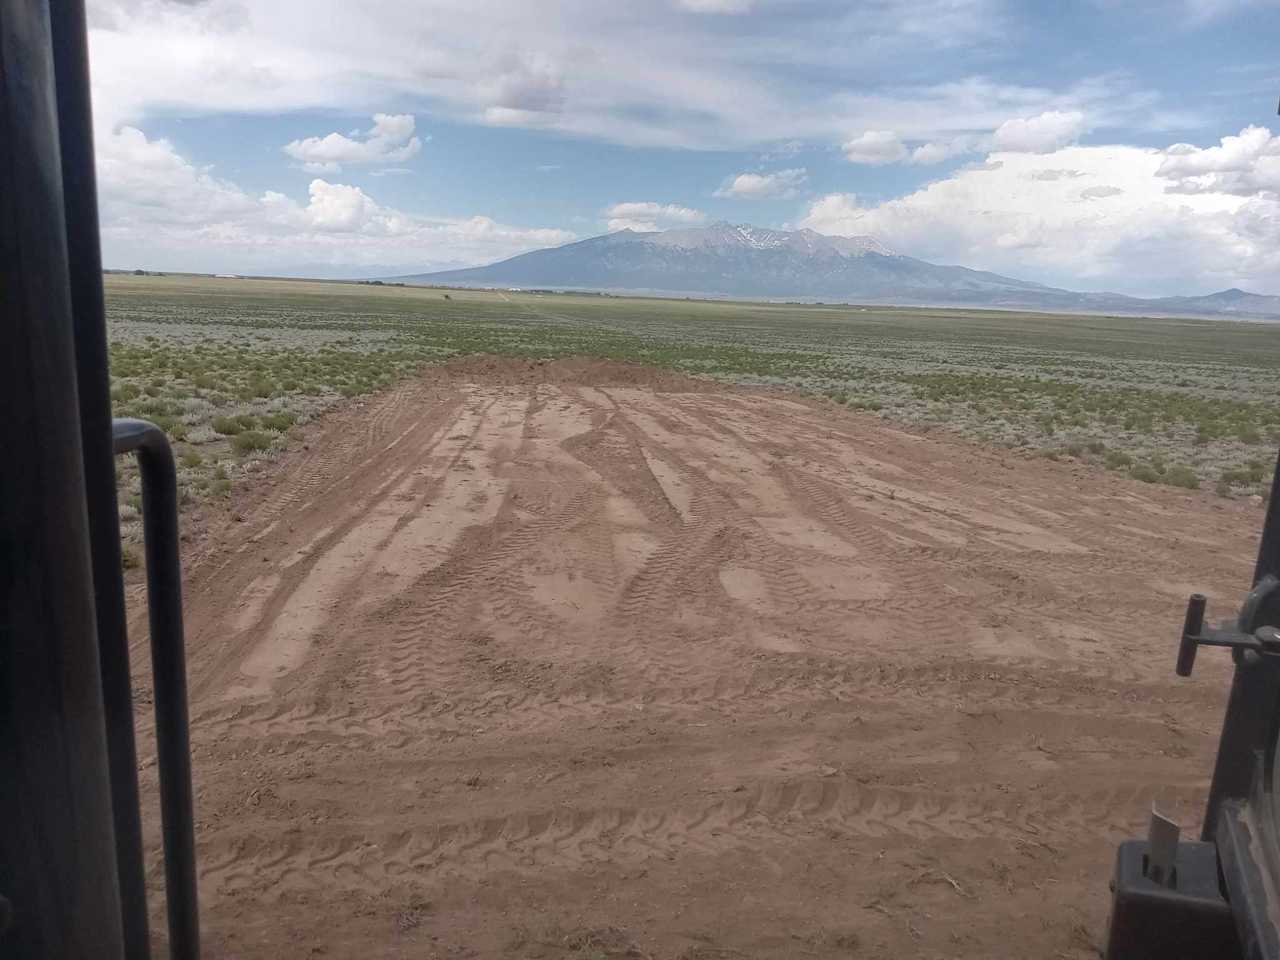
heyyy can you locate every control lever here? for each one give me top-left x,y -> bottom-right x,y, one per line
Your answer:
1176,575 -> 1280,677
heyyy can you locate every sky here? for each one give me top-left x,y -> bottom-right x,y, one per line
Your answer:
85,0 -> 1280,296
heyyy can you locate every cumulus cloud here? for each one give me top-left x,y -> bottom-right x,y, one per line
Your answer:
301,180 -> 381,230
840,111 -> 1089,167
97,126 -> 572,274
283,114 -> 423,173
604,201 -> 706,232
98,125 -> 256,228
1156,125 -> 1280,196
992,110 -> 1087,153
799,128 -> 1280,295
714,168 -> 808,198
909,141 -> 960,165
843,130 -> 909,165
850,113 -> 1088,167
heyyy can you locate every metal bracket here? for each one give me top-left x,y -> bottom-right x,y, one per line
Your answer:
1177,576 -> 1280,676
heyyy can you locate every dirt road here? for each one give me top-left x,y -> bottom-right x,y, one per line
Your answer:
136,357 -> 1258,958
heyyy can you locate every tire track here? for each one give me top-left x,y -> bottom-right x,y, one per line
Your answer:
192,650 -> 1210,751
197,777 -> 1206,896
164,362 -> 1252,959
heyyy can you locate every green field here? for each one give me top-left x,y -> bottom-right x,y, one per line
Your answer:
105,273 -> 1280,547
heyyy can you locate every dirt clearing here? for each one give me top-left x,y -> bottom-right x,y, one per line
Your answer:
136,357 -> 1258,958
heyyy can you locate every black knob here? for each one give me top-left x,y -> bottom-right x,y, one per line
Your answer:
1257,625 -> 1280,653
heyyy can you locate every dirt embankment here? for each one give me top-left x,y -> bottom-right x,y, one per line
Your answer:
133,358 -> 1257,958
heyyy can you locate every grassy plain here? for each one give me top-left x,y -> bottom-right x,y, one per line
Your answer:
106,272 -> 1280,546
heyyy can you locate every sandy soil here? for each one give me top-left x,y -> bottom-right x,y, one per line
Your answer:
131,357 -> 1262,959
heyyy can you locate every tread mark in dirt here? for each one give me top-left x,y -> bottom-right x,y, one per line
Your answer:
197,778 -> 1206,896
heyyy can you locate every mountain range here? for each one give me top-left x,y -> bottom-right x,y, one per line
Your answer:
392,222 -> 1280,321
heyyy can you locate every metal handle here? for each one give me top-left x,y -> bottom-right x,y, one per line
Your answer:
1177,594 -> 1207,677
112,418 -> 200,960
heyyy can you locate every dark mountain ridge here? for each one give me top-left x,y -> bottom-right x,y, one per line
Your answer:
391,222 -> 1280,321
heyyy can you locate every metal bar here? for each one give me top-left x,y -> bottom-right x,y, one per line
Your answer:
1197,637 -> 1253,650
1177,594 -> 1206,676
113,418 -> 201,960
0,1 -> 126,956
47,3 -> 151,954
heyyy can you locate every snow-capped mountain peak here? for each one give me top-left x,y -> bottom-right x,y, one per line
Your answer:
396,222 -> 1279,320
645,222 -> 894,258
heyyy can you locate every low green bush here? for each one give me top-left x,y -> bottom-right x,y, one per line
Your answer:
260,412 -> 295,432
1164,465 -> 1199,490
1130,463 -> 1161,484
1105,450 -> 1133,470
231,430 -> 272,454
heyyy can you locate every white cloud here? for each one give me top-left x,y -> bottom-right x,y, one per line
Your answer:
845,114 -> 1087,167
604,201 -> 706,232
858,114 -> 1087,167
676,0 -> 754,11
98,126 -> 258,228
85,0 -> 1124,152
799,127 -> 1280,295
97,126 -> 572,274
992,110 -> 1087,153
714,168 -> 808,198
1028,168 -> 1086,181
908,135 -> 987,165
605,202 -> 706,221
843,130 -> 908,165
283,114 -> 423,173
909,142 -> 958,165
1156,125 -> 1280,196
302,180 -> 380,230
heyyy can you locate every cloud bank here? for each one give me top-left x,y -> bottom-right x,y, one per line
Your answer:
800,127 -> 1280,295
98,126 -> 573,274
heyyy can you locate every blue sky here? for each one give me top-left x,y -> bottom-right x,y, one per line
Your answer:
87,0 -> 1280,295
